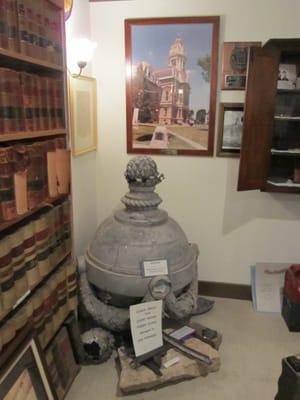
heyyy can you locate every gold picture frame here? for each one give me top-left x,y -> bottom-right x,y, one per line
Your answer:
69,75 -> 98,156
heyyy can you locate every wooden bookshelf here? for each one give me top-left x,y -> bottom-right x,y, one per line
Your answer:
0,47 -> 65,73
0,193 -> 68,233
0,129 -> 67,142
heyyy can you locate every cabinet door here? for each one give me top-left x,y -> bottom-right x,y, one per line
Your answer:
238,47 -> 280,191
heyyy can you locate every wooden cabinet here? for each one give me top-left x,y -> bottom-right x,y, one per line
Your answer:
0,0 -> 77,355
238,39 -> 300,193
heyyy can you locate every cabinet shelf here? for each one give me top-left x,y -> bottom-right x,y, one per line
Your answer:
271,148 -> 300,156
0,194 -> 68,233
274,115 -> 300,121
0,129 -> 67,142
266,179 -> 300,193
277,89 -> 300,94
0,47 -> 64,73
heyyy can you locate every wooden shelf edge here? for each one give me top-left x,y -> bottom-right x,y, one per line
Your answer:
0,129 -> 67,142
0,251 -> 71,325
266,181 -> 300,193
0,194 -> 69,233
0,47 -> 64,72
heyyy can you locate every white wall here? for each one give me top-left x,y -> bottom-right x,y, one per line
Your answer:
66,0 -> 98,256
89,0 -> 300,284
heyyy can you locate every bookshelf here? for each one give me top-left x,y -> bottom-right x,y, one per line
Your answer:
0,0 -> 76,355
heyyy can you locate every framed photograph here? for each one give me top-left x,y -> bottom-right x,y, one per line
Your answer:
221,42 -> 261,90
45,326 -> 80,400
217,103 -> 244,157
125,17 -> 220,156
69,75 -> 97,156
0,335 -> 55,400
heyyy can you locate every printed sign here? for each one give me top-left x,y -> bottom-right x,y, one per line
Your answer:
129,300 -> 163,357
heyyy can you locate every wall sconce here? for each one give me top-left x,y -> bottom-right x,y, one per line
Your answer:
69,38 -> 97,77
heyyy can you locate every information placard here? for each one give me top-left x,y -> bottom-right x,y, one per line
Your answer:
142,259 -> 168,277
129,300 -> 163,357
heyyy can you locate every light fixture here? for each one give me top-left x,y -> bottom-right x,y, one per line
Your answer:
69,38 -> 97,77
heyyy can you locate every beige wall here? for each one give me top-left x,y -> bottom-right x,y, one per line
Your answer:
66,0 -> 98,256
86,0 -> 300,284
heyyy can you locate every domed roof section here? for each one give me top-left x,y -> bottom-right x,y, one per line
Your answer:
169,36 -> 186,58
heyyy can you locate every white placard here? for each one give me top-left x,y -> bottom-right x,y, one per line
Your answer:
142,259 -> 168,277
130,300 -> 163,357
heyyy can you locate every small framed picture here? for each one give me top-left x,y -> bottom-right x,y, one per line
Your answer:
217,103 -> 244,157
69,75 -> 98,156
45,326 -> 80,400
221,42 -> 261,90
277,64 -> 297,90
0,335 -> 55,400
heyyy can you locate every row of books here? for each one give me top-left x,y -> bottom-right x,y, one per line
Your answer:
0,199 -> 72,318
0,137 -> 70,222
0,0 -> 63,66
0,67 -> 65,134
0,258 -> 78,351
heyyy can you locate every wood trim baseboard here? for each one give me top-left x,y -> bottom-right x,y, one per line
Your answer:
198,280 -> 252,301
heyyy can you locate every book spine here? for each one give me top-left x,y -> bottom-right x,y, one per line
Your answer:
0,68 -> 18,134
67,260 -> 77,311
32,289 -> 46,345
21,72 -> 35,131
9,228 -> 27,299
45,77 -> 54,129
0,146 -> 17,220
36,0 -> 45,60
0,237 -> 16,311
34,213 -> 50,277
0,0 -> 8,50
27,142 -> 47,209
22,220 -> 40,287
39,76 -> 49,130
5,0 -> 19,52
62,199 -> 71,253
54,77 -> 64,128
17,0 -> 29,55
32,74 -> 40,130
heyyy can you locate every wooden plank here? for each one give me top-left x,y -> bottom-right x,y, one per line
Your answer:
238,47 -> 280,191
0,129 -> 67,142
0,47 -> 64,73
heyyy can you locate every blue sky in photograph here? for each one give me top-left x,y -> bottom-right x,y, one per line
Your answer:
132,23 -> 213,112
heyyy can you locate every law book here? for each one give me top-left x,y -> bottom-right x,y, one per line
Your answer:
5,0 -> 19,52
21,72 -> 36,131
36,0 -> 46,60
0,68 -> 21,134
46,139 -> 58,198
32,74 -> 40,130
54,77 -> 64,128
17,0 -> 29,56
34,213 -> 50,277
0,0 -> 8,50
9,227 -> 27,299
39,76 -> 50,130
22,220 -> 40,287
43,0 -> 54,64
0,236 -> 16,311
0,146 -> 17,221
66,260 -> 77,311
45,77 -> 56,129
13,144 -> 30,215
27,142 -> 47,209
